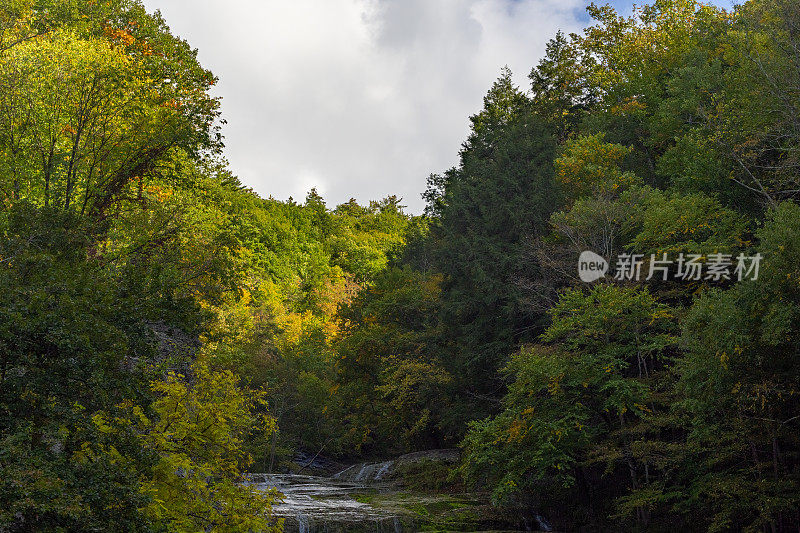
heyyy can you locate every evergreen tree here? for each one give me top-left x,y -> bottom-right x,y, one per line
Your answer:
421,69 -> 560,424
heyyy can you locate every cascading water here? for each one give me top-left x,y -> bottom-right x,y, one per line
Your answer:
248,451 -> 550,532
247,473 -> 409,532
296,513 -> 310,533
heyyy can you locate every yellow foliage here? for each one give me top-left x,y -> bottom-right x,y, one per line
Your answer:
92,363 -> 282,532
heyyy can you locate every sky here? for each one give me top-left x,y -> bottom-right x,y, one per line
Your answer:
140,0 -> 735,213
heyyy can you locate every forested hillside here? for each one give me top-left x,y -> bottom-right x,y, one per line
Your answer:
1,0 -> 799,531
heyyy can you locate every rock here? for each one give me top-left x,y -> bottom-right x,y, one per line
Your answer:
293,450 -> 346,476
121,321 -> 199,375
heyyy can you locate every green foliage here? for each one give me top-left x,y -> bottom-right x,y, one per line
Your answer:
0,196 -> 284,531
554,133 -> 640,202
672,202 -> 800,532
389,458 -> 460,493
0,2 -> 283,530
460,285 -> 677,525
0,0 -> 220,219
716,0 -> 800,206
4,0 -> 800,531
93,363 -> 282,533
626,187 -> 748,256
196,191 -> 412,461
0,203 -> 164,530
331,196 -> 410,283
333,266 -> 449,454
420,71 -> 560,422
530,31 -> 595,141
412,4 -> 800,529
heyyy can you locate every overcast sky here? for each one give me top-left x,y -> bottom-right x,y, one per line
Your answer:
140,0 -> 734,213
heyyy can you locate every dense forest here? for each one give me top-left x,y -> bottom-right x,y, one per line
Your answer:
1,0 -> 799,531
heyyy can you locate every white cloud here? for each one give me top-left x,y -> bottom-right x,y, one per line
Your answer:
139,0 -> 589,212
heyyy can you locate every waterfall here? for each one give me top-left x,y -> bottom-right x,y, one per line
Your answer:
371,517 -> 404,533
534,514 -> 553,532
375,461 -> 392,480
354,463 -> 370,482
296,513 -> 310,533
246,449 -> 503,531
333,460 -> 395,483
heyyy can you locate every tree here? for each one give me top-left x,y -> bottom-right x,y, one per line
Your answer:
674,201 -> 800,532
529,31 -> 595,141
333,265 -> 449,453
0,203 -> 167,530
461,284 -> 677,528
0,0 -> 220,225
93,363 -> 283,533
714,0 -> 800,207
553,133 -> 640,204
420,70 -> 560,423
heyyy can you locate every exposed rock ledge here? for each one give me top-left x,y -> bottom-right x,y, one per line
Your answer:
331,449 -> 460,484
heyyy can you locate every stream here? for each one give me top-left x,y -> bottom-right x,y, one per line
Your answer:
247,452 -> 551,532
248,473 -> 405,532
